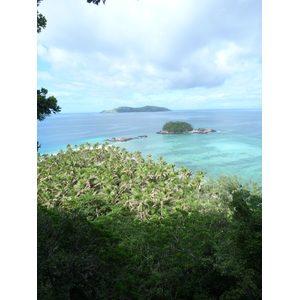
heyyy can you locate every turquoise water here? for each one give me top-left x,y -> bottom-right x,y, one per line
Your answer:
37,109 -> 262,184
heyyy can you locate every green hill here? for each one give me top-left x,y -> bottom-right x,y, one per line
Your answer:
162,121 -> 193,133
157,121 -> 216,134
101,105 -> 171,113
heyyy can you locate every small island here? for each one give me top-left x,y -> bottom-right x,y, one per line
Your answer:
101,105 -> 171,113
157,121 -> 216,134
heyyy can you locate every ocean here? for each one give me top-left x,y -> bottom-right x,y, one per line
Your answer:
37,109 -> 262,185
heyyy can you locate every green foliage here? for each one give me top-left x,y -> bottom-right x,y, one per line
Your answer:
37,88 -> 61,122
162,121 -> 193,133
37,88 -> 61,151
37,145 -> 262,299
37,207 -> 129,299
87,0 -> 107,5
37,0 -> 47,33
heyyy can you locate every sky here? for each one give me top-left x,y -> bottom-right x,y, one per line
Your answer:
37,0 -> 262,113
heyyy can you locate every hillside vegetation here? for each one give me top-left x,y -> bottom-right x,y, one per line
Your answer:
37,143 -> 262,299
162,121 -> 193,133
101,105 -> 171,113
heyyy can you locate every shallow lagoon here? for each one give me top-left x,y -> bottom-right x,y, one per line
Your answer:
37,109 -> 262,184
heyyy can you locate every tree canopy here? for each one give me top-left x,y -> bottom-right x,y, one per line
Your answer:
37,144 -> 262,299
37,0 -> 47,33
37,88 -> 61,122
87,0 -> 107,5
162,121 -> 193,133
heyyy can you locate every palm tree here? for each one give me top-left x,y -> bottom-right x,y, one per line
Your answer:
66,144 -> 72,152
157,156 -> 165,165
134,151 -> 144,164
179,166 -> 192,180
192,170 -> 205,195
93,142 -> 100,149
85,142 -> 91,150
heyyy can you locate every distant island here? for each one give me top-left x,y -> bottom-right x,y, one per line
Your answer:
101,105 -> 171,113
157,121 -> 216,134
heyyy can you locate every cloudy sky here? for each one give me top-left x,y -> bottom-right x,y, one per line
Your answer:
37,0 -> 262,113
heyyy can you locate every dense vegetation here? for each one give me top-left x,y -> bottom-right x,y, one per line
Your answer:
101,106 -> 171,113
162,121 -> 193,133
37,143 -> 262,299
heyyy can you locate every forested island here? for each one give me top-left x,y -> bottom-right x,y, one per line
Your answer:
37,143 -> 262,299
101,105 -> 171,113
157,121 -> 216,134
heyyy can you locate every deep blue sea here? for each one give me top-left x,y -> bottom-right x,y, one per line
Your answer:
37,109 -> 262,185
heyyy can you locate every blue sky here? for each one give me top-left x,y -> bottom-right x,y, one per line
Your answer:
37,0 -> 262,113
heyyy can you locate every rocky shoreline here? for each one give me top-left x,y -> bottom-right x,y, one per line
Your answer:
157,128 -> 216,134
106,135 -> 147,142
105,127 -> 216,143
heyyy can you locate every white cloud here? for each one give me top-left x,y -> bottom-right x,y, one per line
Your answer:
37,71 -> 55,81
37,0 -> 262,112
37,44 -> 48,60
